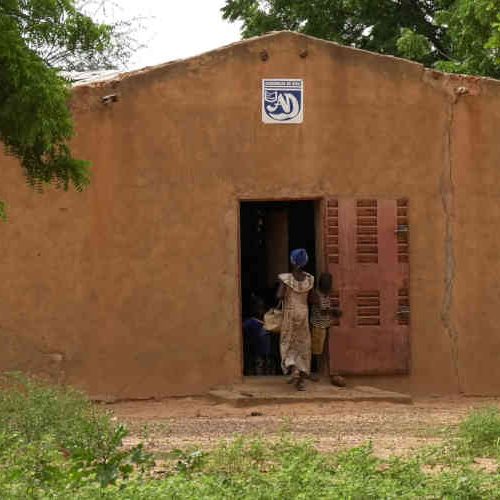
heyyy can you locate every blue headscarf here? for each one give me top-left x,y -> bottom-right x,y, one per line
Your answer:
290,248 -> 309,268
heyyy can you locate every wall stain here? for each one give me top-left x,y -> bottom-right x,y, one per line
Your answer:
440,92 -> 461,393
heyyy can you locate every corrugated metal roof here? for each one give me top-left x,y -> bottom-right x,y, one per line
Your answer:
58,33 -> 278,87
61,69 -> 123,86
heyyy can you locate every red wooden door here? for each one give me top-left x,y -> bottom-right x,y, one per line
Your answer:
325,198 -> 410,375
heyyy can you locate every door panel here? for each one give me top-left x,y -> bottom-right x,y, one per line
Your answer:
325,198 -> 410,375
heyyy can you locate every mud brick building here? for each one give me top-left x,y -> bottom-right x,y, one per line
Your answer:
1,32 -> 499,399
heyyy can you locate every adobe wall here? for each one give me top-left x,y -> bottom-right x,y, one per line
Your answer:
452,79 -> 500,395
0,32 -> 499,398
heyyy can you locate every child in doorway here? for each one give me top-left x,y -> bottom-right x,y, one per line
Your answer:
310,272 -> 346,386
243,295 -> 272,375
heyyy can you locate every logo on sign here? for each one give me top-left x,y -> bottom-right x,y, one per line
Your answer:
262,79 -> 303,124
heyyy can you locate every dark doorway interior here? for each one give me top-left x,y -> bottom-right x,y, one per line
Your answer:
240,200 -> 317,375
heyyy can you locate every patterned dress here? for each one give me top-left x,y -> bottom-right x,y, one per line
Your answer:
279,272 -> 315,375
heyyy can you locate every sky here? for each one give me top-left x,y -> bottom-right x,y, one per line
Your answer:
107,0 -> 243,70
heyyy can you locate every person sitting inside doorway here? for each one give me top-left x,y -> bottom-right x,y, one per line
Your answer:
310,272 -> 345,387
243,295 -> 272,375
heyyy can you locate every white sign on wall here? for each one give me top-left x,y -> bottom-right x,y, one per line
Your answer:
262,79 -> 304,124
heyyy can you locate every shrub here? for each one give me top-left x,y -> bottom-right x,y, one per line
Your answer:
457,406 -> 500,458
0,373 -> 153,495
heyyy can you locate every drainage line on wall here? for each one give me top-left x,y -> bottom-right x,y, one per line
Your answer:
440,91 -> 462,394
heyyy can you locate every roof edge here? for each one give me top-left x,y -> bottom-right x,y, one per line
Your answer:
68,30 -> 500,89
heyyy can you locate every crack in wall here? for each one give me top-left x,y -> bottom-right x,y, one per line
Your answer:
440,91 -> 462,393
424,71 -> 482,394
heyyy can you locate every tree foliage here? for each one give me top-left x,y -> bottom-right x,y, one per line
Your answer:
0,0 -> 136,211
59,0 -> 141,71
222,0 -> 500,78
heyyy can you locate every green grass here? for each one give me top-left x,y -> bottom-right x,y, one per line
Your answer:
457,406 -> 500,458
0,374 -> 498,499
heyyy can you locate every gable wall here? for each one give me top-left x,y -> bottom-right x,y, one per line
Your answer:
0,33 -> 498,397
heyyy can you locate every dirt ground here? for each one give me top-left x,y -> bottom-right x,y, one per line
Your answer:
109,396 -> 500,458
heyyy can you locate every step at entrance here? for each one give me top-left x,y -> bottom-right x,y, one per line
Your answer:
209,377 -> 411,407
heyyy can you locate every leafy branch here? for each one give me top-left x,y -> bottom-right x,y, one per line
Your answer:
0,0 -> 140,214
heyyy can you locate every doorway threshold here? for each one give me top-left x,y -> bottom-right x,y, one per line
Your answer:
208,376 -> 412,407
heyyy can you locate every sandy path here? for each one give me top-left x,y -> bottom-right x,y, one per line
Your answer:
108,396 -> 500,458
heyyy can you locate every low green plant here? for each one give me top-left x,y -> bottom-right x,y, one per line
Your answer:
0,375 -> 499,499
134,436 -> 498,499
456,406 -> 500,458
0,372 -> 153,494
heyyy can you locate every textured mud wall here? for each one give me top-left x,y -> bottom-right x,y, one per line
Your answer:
0,32 -> 498,398
451,80 -> 500,395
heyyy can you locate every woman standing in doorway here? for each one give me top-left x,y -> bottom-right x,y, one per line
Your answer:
277,248 -> 314,391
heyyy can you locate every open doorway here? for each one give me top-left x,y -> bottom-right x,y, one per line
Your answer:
240,200 -> 319,376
